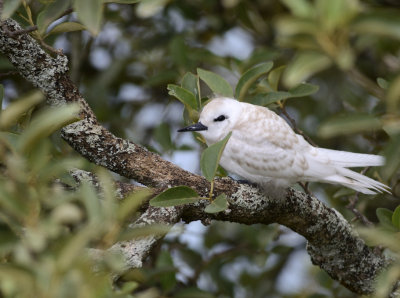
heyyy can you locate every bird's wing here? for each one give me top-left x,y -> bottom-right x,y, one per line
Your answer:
222,106 -> 311,181
234,106 -> 301,149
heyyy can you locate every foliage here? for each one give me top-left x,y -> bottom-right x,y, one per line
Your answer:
359,206 -> 400,297
1,0 -> 400,297
204,194 -> 229,214
150,186 -> 200,207
0,92 -> 160,297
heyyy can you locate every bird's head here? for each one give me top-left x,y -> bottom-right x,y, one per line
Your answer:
178,97 -> 241,145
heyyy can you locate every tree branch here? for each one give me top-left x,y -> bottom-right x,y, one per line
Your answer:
0,18 -> 391,295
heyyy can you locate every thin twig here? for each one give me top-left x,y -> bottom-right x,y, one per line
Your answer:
59,7 -> 73,19
346,167 -> 373,227
346,194 -> 373,227
38,38 -> 64,56
3,25 -> 37,38
0,70 -> 18,78
299,181 -> 312,196
348,68 -> 385,101
1,21 -> 62,56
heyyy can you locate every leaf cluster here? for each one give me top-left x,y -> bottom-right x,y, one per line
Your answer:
0,88 -> 165,297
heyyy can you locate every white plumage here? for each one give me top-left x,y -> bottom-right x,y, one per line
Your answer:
178,97 -> 390,195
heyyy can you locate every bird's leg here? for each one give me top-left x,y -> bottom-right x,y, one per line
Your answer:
299,182 -> 312,196
346,192 -> 373,226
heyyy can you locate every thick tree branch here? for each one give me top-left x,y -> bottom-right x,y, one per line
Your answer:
0,18 -> 391,295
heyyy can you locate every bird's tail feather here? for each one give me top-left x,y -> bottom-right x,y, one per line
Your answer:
322,167 -> 390,194
317,148 -> 385,168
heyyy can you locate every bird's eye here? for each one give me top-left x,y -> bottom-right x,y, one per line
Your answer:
213,115 -> 227,122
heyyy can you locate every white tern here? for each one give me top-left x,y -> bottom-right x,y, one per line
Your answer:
178,97 -> 390,195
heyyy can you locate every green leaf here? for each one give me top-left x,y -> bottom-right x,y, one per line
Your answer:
181,72 -> 200,107
45,22 -> 87,38
37,0 -> 71,35
150,186 -> 200,207
37,157 -> 85,184
382,118 -> 400,137
167,84 -> 198,110
359,226 -> 400,254
118,224 -> 170,241
0,132 -> 19,151
197,68 -> 233,98
145,70 -> 178,87
283,51 -> 332,87
101,250 -> 129,274
386,75 -> 400,113
381,134 -> 400,180
57,225 -> 98,270
288,83 -> 319,97
315,0 -> 359,31
136,0 -> 169,18
175,288 -> 215,298
117,189 -> 152,222
156,251 -> 177,292
275,16 -> 318,37
318,114 -> 382,138
169,36 -> 189,69
235,62 -> 274,101
375,265 -> 400,298
200,132 -> 232,182
80,182 -> 104,225
153,122 -> 173,151
377,77 -> 389,90
73,0 -> 103,36
181,72 -> 198,95
204,194 -> 228,214
0,90 -> 45,130
0,183 -> 27,219
18,104 -> 80,153
51,203 -> 83,225
251,92 -> 291,106
392,205 -> 400,230
268,65 -> 286,91
376,208 -> 394,229
280,0 -> 314,18
115,282 -> 139,296
351,12 -> 400,40
243,49 -> 280,70
250,83 -> 318,106
2,0 -> 22,19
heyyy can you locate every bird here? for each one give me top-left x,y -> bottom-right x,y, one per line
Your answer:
178,97 -> 391,195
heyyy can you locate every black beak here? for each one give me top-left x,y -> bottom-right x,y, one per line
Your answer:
178,122 -> 208,132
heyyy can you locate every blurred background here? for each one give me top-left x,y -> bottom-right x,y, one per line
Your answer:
1,0 -> 400,297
